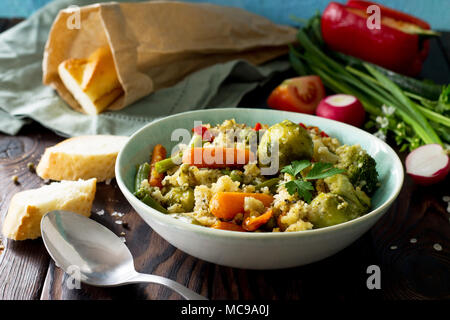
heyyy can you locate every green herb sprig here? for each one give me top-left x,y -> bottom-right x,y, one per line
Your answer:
289,14 -> 450,151
281,160 -> 344,203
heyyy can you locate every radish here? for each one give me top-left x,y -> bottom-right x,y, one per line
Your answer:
316,94 -> 365,127
406,144 -> 450,186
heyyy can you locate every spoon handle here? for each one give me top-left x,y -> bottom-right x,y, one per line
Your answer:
126,272 -> 208,300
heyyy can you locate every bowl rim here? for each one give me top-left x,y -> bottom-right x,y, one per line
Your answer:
116,108 -> 404,239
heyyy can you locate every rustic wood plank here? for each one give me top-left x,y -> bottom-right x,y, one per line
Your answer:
0,127 -> 63,299
371,177 -> 450,300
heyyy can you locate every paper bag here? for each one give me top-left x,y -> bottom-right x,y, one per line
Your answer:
43,1 -> 297,113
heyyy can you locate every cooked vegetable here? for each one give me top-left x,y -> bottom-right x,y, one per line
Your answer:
155,155 -> 180,174
281,160 -> 345,203
321,1 -> 436,76
316,94 -> 365,127
211,221 -> 246,232
209,192 -> 274,220
308,193 -> 361,228
192,125 -> 214,142
182,147 -> 255,168
289,14 -> 447,151
149,144 -> 167,188
258,120 -> 313,168
135,119 -> 379,232
135,162 -> 150,192
229,170 -> 243,182
253,122 -> 262,131
141,194 -> 168,214
335,145 -> 379,195
255,177 -> 280,191
267,76 -> 325,114
242,209 -> 273,231
155,133 -> 203,173
405,144 -> 450,185
134,186 -> 168,214
165,187 -> 195,212
324,174 -> 371,213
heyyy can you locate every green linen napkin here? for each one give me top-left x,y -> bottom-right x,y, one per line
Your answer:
0,0 -> 290,137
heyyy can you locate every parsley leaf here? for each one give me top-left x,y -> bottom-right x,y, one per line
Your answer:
284,180 -> 314,203
280,160 -> 311,178
306,162 -> 345,180
281,160 -> 344,203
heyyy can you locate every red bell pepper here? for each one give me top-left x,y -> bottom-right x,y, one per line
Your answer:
321,1 -> 434,76
192,125 -> 214,142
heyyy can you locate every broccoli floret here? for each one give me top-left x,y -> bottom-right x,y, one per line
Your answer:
335,145 -> 379,195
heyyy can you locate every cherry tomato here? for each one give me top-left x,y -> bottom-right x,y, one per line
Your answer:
267,76 -> 325,114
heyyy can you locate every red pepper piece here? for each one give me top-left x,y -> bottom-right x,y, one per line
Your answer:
346,0 -> 430,29
321,2 -> 431,76
346,0 -> 431,63
253,122 -> 262,131
192,125 -> 214,142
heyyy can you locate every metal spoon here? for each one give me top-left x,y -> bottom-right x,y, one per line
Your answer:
40,210 -> 207,300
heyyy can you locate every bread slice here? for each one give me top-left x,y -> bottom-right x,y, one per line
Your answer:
2,179 -> 97,240
58,46 -> 124,115
36,135 -> 128,182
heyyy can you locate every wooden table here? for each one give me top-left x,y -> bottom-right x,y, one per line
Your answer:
0,18 -> 449,301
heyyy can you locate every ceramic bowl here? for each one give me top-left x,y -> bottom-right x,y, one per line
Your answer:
116,108 -> 404,269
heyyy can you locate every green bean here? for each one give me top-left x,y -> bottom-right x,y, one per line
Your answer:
134,162 -> 150,192
141,194 -> 168,214
155,154 -> 181,173
255,178 -> 280,190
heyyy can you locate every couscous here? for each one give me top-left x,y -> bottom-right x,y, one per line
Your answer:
134,119 -> 379,232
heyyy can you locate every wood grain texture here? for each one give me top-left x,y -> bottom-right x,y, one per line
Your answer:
0,128 -> 62,299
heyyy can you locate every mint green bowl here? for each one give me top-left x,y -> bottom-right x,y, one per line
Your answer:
116,108 -> 404,269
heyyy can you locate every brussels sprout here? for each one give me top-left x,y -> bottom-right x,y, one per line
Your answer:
165,187 -> 195,212
324,174 -> 370,212
308,193 -> 360,228
258,120 -> 313,168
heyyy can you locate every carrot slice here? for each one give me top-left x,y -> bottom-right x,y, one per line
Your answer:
209,192 -> 274,220
242,209 -> 273,232
149,144 -> 167,188
211,221 -> 246,232
182,147 -> 255,168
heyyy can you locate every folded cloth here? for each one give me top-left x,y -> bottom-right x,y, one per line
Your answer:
0,0 -> 292,137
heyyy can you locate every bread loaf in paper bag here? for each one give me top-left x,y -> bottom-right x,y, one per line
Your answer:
43,1 -> 297,114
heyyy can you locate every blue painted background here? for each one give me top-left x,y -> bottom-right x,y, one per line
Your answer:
0,0 -> 449,30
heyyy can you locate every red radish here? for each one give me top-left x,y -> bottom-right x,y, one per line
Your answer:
316,94 -> 365,127
406,144 -> 450,186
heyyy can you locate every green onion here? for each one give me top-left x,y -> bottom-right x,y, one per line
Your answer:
289,15 -> 447,151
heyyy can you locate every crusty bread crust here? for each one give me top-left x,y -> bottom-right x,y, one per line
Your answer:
36,135 -> 128,182
2,179 -> 97,240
